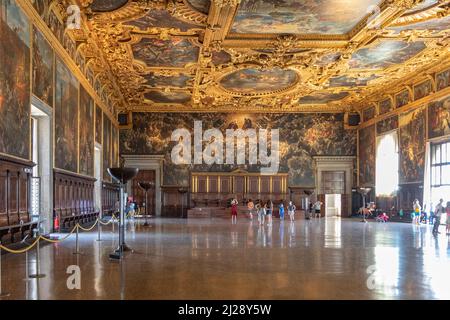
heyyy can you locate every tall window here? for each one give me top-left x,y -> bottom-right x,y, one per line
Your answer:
376,132 -> 399,196
430,141 -> 450,223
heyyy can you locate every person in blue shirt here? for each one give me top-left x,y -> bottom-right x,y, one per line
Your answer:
279,203 -> 285,220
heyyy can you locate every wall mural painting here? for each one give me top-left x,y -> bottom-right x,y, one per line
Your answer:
0,0 -> 31,160
120,113 -> 356,187
349,41 -> 426,69
376,116 -> 398,135
103,116 -> 111,181
186,0 -> 211,14
220,68 -> 298,94
79,86 -> 94,177
95,105 -> 103,144
32,26 -> 53,107
379,98 -> 393,115
399,107 -> 426,184
144,73 -> 192,88
428,95 -> 450,139
395,89 -> 410,109
111,125 -> 119,168
231,0 -> 379,34
132,38 -> 199,68
414,80 -> 432,101
358,125 -> 375,187
363,106 -> 375,122
436,69 -> 450,91
125,10 -> 201,31
298,92 -> 349,104
90,0 -> 128,12
32,0 -> 51,20
55,58 -> 79,172
48,9 -> 64,44
145,91 -> 192,104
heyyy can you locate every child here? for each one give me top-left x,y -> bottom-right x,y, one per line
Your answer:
231,199 -> 238,224
279,203 -> 285,220
313,201 -> 323,218
247,199 -> 254,220
288,201 -> 296,222
258,202 -> 266,225
413,199 -> 421,225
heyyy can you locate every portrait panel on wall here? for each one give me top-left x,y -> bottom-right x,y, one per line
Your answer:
103,116 -> 111,181
358,125 -> 376,187
120,113 -> 356,187
399,107 -> 426,184
111,125 -> 118,168
362,106 -> 376,122
395,89 -> 410,109
95,105 -> 102,144
379,98 -> 393,115
436,69 -> 450,91
414,80 -> 432,101
428,95 -> 450,139
32,26 -> 53,107
79,86 -> 94,177
0,0 -> 31,160
376,116 -> 398,135
55,58 -> 79,172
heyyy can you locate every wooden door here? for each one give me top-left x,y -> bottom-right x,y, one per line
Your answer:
131,170 -> 156,215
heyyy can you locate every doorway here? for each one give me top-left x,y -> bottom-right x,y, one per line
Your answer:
325,194 -> 342,217
131,170 -> 156,216
30,102 -> 52,233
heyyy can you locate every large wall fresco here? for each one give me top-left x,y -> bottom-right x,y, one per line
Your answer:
55,58 -> 79,172
120,113 -> 356,187
428,95 -> 450,139
0,0 -> 31,160
358,125 -> 375,187
32,26 -> 53,107
79,86 -> 94,177
399,107 -> 426,184
231,0 -> 379,35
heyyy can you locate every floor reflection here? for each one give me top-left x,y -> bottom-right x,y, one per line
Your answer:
0,217 -> 449,300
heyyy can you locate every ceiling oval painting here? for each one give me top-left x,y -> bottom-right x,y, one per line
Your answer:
145,91 -> 192,104
231,0 -> 380,35
132,38 -> 199,68
219,68 -> 299,94
185,0 -> 211,14
90,0 -> 128,12
349,40 -> 427,69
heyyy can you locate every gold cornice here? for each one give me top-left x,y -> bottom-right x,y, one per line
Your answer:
18,0 -> 119,125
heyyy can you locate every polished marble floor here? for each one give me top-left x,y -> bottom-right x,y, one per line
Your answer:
0,217 -> 449,300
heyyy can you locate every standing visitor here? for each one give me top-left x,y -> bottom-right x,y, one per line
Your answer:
412,199 -> 421,225
266,200 -> 273,226
446,201 -> 450,235
247,199 -> 255,220
313,200 -> 323,218
288,201 -> 296,222
433,198 -> 444,235
231,198 -> 238,224
279,203 -> 285,220
259,202 -> 266,225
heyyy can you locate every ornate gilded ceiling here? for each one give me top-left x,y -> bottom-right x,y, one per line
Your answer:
68,0 -> 450,113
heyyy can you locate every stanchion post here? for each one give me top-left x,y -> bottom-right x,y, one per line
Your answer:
0,243 -> 11,298
73,226 -> 82,255
29,238 -> 45,279
96,220 -> 102,242
23,251 -> 30,281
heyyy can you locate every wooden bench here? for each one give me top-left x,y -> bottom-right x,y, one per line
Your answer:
0,220 -> 38,244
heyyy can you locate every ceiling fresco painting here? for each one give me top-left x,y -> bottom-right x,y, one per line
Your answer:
41,0 -> 450,113
349,40 -> 427,69
230,0 -> 380,35
132,37 -> 200,68
219,68 -> 299,94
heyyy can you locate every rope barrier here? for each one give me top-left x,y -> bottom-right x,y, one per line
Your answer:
0,214 -> 119,254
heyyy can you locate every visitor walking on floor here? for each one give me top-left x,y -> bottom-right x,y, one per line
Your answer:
288,201 -> 296,222
413,199 -> 421,225
266,200 -> 273,226
433,198 -> 444,235
231,198 -> 238,224
247,199 -> 255,220
279,203 -> 285,220
446,202 -> 450,235
257,202 -> 266,225
313,200 -> 323,218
